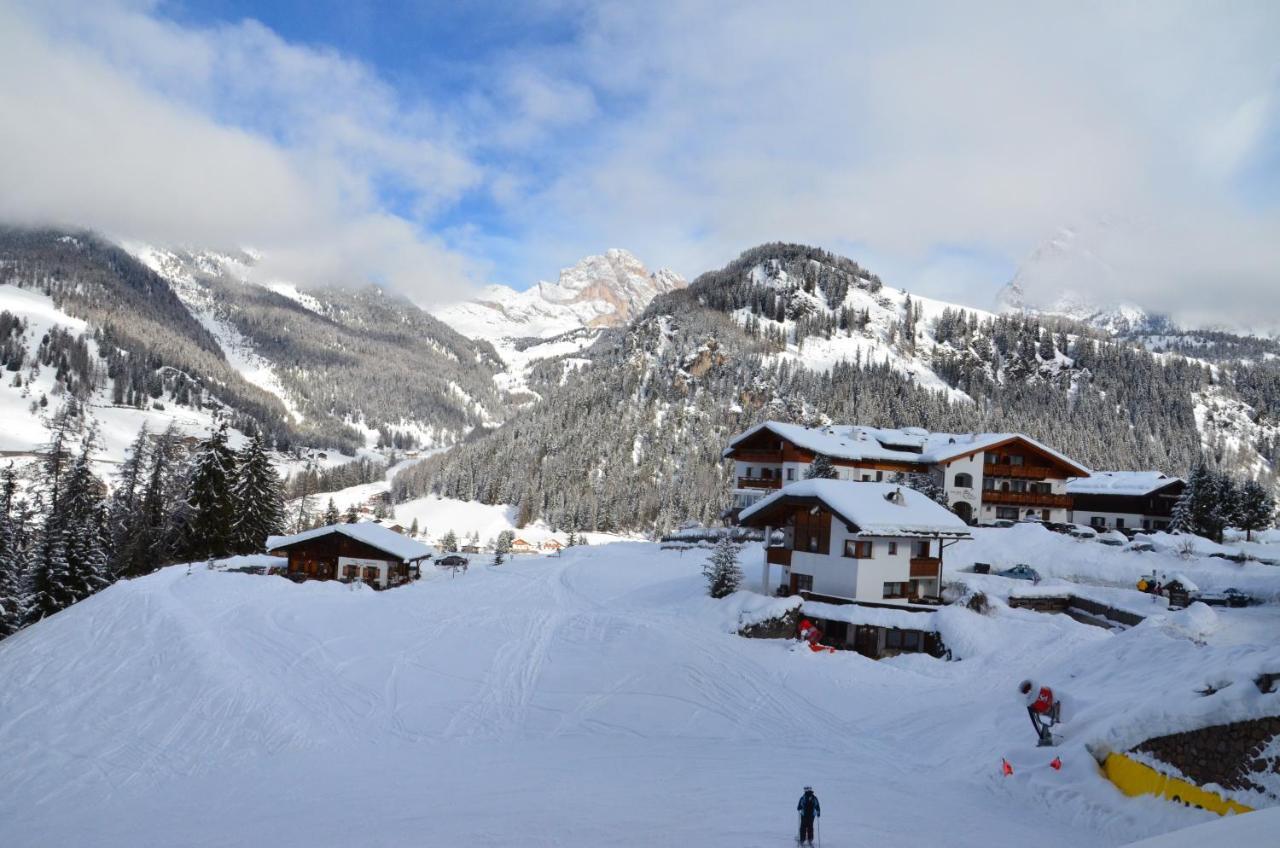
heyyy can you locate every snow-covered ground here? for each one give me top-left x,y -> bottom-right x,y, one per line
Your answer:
2,537 -> 1277,847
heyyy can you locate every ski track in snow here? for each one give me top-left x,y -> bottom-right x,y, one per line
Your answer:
1,542 -> 1262,847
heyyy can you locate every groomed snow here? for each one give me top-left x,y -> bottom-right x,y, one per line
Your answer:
3,539 -> 1276,847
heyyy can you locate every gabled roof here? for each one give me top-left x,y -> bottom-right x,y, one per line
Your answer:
267,522 -> 433,562
1066,471 -> 1184,497
738,480 -> 972,539
725,420 -> 1090,475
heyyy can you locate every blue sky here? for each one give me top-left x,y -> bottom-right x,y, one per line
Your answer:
1,1 -> 1278,328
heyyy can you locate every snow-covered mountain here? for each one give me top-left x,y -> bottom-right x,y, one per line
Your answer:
434,248 -> 686,342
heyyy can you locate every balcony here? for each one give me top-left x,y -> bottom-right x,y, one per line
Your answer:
733,450 -> 783,464
738,476 -> 782,490
984,463 -> 1056,480
981,490 -> 1072,508
766,547 -> 792,566
909,557 -> 941,579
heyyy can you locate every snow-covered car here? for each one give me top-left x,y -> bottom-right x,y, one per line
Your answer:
984,519 -> 1017,529
1096,530 -> 1128,546
1197,588 -> 1250,608
997,564 -> 1040,583
1067,525 -> 1097,539
1124,541 -> 1156,553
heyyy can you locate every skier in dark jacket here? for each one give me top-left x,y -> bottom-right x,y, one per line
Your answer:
796,786 -> 820,846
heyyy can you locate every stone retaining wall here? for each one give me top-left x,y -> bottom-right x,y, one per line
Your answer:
1135,716 -> 1280,798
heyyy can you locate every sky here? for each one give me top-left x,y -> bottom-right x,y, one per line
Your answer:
0,0 -> 1277,330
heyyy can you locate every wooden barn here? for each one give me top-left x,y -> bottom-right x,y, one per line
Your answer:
267,523 -> 432,589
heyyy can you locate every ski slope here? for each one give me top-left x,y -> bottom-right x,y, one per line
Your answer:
4,541 -> 1273,847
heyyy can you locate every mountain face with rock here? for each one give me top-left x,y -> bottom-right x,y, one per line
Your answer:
434,249 -> 686,342
396,242 -> 1280,535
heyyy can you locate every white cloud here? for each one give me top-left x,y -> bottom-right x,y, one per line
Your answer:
0,0 -> 484,303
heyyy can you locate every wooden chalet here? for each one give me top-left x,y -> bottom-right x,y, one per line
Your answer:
267,523 -> 432,589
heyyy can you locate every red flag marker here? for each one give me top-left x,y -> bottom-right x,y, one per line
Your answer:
1002,758 -> 1013,776
1050,757 -> 1062,771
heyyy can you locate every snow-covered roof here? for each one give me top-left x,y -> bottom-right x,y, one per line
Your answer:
738,480 -> 972,538
267,522 -> 433,562
726,420 -> 1090,475
1066,471 -> 1183,496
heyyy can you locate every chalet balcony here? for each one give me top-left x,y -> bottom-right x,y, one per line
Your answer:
909,557 -> 941,579
984,463 -> 1057,480
738,476 -> 783,490
981,490 -> 1073,508
766,547 -> 792,566
733,450 -> 783,464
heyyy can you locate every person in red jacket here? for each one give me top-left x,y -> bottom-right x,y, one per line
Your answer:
1019,679 -> 1061,746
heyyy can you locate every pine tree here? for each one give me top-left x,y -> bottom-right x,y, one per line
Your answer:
440,530 -> 458,553
29,437 -> 109,622
804,454 -> 837,480
890,471 -> 950,508
323,498 -> 340,527
107,426 -> 150,575
703,535 -> 743,598
0,464 -> 29,638
409,517 -> 420,536
1236,479 -> 1275,542
495,529 -> 514,555
181,422 -> 237,560
294,458 -> 317,533
229,433 -> 286,554
566,530 -> 578,547
345,503 -> 360,524
1171,464 -> 1237,543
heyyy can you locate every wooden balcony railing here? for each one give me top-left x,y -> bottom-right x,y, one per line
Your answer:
981,490 -> 1072,508
733,451 -> 783,463
984,463 -> 1057,480
738,477 -> 783,490
766,547 -> 792,566
909,557 -> 941,578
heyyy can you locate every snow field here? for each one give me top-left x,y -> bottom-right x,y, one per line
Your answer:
4,539 -> 1276,847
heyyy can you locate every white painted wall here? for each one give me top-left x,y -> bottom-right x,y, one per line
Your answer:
785,521 -> 922,603
338,556 -> 391,588
942,453 -> 983,520
1070,509 -> 1169,531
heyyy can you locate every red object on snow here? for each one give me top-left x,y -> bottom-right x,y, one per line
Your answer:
1031,686 -> 1055,714
1002,758 -> 1013,776
1050,757 -> 1062,771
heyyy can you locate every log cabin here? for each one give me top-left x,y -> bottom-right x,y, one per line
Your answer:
724,421 -> 1091,525
267,522 -> 432,589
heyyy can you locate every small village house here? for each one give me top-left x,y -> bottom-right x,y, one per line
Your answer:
737,480 -> 972,605
511,538 -> 535,554
1066,472 -> 1185,532
540,539 -> 564,552
267,523 -> 432,589
724,421 -> 1090,525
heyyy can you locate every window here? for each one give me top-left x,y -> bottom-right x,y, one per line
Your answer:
1012,480 -> 1027,493
1115,518 -> 1125,529
1090,516 -> 1106,528
861,474 -> 871,481
786,468 -> 795,481
1001,482 -> 1010,492
875,470 -> 884,482
985,454 -> 997,465
762,468 -> 772,479
954,472 -> 973,488
1010,455 -> 1024,466
887,542 -> 897,556
885,629 -> 903,648
914,540 -> 931,558
901,630 -> 921,650
808,534 -> 819,552
844,540 -> 873,558
983,478 -> 996,491
746,466 -> 754,478
882,582 -> 907,598
793,574 -> 813,593
996,507 -> 1019,520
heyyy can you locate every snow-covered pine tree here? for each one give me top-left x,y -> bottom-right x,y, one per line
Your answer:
107,425 -> 150,576
28,437 -> 110,623
566,530 -> 578,547
495,529 -> 514,555
228,433 -> 286,554
1171,464 -> 1237,543
804,453 -> 838,480
409,517 -> 420,536
293,458 -> 317,533
345,503 -> 360,524
703,535 -> 743,598
323,498 -> 340,527
1236,479 -> 1275,541
889,471 -> 950,508
0,464 -> 29,638
440,530 -> 458,553
181,422 -> 237,560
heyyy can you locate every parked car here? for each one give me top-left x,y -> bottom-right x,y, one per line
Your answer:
436,554 -> 469,567
1067,525 -> 1097,539
1096,530 -> 1128,547
984,519 -> 1017,529
1197,587 -> 1250,608
1124,541 -> 1156,553
998,564 -> 1041,583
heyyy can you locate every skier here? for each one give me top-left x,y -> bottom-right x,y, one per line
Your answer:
1019,679 -> 1062,746
796,785 -> 820,846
